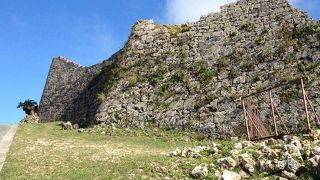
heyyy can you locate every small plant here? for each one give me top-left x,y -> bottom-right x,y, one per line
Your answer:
275,14 -> 284,21
229,32 -> 237,38
294,23 -> 319,37
171,70 -> 186,83
262,28 -> 269,34
97,93 -> 107,103
218,57 -> 231,67
128,74 -> 138,85
253,72 -> 264,82
255,29 -> 268,45
148,74 -> 164,86
192,61 -> 216,85
229,68 -> 240,79
240,22 -> 255,32
163,24 -> 191,37
17,100 -> 38,115
279,23 -> 294,50
283,53 -> 297,64
240,60 -> 255,71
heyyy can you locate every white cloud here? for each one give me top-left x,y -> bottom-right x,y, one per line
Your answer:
165,0 -> 237,24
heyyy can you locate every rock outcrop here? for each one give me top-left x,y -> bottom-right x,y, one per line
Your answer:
39,0 -> 320,135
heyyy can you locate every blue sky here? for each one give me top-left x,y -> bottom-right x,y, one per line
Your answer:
0,0 -> 319,124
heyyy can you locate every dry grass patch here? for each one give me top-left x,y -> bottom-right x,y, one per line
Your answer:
0,122 -> 205,179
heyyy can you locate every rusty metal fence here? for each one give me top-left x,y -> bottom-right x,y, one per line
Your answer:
242,79 -> 320,141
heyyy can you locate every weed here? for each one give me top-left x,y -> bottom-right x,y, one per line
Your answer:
229,32 -> 237,38
229,68 -> 240,79
218,57 -> 231,67
240,22 -> 255,32
192,61 -> 216,85
171,70 -> 186,83
97,92 -> 107,103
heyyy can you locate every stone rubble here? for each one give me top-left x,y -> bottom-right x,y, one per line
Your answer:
20,114 -> 39,124
168,134 -> 320,179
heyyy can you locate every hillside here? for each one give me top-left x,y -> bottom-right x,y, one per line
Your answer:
1,123 -> 320,179
39,0 -> 320,136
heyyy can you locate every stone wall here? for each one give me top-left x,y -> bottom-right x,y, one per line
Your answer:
39,56 -> 107,126
39,0 -> 320,135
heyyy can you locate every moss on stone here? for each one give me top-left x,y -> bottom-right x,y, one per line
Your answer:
192,61 -> 216,85
162,24 -> 191,38
294,22 -> 319,37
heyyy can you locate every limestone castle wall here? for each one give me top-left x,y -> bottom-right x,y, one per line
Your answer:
39,0 -> 320,135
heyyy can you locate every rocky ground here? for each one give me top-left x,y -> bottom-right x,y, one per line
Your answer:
168,130 -> 320,179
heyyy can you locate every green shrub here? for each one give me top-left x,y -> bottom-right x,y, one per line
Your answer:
192,61 -> 216,85
295,23 -> 319,37
283,53 -> 297,64
171,70 -> 186,83
253,72 -> 264,82
128,74 -> 138,85
148,74 -> 164,86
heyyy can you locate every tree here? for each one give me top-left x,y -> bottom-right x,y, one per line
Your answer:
17,100 -> 38,115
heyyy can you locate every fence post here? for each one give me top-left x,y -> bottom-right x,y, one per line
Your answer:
242,99 -> 251,140
301,79 -> 311,131
269,90 -> 278,137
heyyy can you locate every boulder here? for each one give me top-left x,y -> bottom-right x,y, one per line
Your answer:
281,170 -> 297,179
259,160 -> 274,173
243,164 -> 255,174
218,157 -> 237,169
273,159 -> 286,172
73,123 -> 79,129
78,128 -> 85,133
191,165 -> 208,178
62,121 -> 73,130
221,170 -> 241,180
307,155 -> 320,167
285,155 -> 301,173
239,154 -> 255,166
239,170 -> 250,178
311,146 -> 320,156
168,148 -> 182,157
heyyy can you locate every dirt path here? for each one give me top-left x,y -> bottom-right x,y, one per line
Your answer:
0,125 -> 17,172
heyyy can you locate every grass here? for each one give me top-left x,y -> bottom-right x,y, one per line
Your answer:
0,122 -> 215,179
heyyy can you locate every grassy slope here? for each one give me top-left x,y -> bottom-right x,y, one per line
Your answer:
0,123 -> 217,179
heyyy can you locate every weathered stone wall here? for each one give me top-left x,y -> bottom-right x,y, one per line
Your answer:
39,56 -> 104,125
39,0 -> 320,135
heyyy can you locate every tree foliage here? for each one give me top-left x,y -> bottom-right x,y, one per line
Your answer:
17,99 -> 38,115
